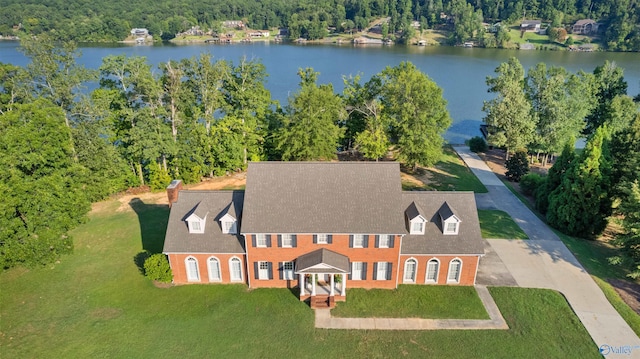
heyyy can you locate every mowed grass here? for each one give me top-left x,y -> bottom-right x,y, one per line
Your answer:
331,285 -> 489,319
0,198 -> 599,358
478,209 -> 529,239
402,146 -> 488,193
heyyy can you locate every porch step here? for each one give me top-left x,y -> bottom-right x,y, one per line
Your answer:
311,295 -> 335,309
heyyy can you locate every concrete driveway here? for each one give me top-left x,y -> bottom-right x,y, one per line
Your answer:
453,145 -> 640,354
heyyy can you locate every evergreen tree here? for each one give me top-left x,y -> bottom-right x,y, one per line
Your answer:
584,61 -> 628,136
505,151 -> 529,181
535,140 -> 576,214
547,127 -> 612,237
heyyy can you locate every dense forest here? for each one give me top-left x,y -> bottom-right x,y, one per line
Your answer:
0,0 -> 639,50
0,36 -> 451,269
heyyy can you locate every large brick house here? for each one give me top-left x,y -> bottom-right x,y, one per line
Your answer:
163,162 -> 484,306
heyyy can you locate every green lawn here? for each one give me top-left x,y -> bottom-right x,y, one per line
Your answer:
331,285 -> 489,319
0,198 -> 600,358
411,146 -> 488,193
478,209 -> 529,239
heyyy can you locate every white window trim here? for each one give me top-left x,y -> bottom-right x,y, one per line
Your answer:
256,234 -> 267,247
376,262 -> 389,280
317,234 -> 328,244
353,234 -> 365,248
425,258 -> 440,284
283,261 -> 294,280
281,234 -> 293,248
229,257 -> 243,282
351,261 -> 364,280
258,261 -> 270,280
410,220 -> 425,235
185,256 -> 200,282
447,258 -> 462,283
443,217 -> 461,235
403,258 -> 417,283
207,256 -> 221,282
378,235 -> 390,248
188,219 -> 205,234
223,220 -> 237,234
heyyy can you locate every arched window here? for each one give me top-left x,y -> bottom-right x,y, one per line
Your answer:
229,257 -> 243,282
447,259 -> 462,283
208,257 -> 221,282
185,257 -> 200,282
426,259 -> 440,283
403,258 -> 417,283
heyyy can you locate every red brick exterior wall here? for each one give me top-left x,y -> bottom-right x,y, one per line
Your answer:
168,253 -> 247,285
246,234 -> 402,289
398,255 -> 479,286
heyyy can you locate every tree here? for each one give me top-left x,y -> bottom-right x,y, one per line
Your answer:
276,68 -> 345,161
610,112 -> 640,199
525,63 -> 595,165
610,181 -> 640,278
547,126 -> 612,237
222,58 -> 272,165
483,57 -> 535,159
342,74 -> 390,160
585,61 -> 628,136
378,62 -> 451,169
505,151 -> 529,181
0,99 -> 90,269
535,140 -> 576,214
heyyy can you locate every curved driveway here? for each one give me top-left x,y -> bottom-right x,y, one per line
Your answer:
454,145 -> 640,355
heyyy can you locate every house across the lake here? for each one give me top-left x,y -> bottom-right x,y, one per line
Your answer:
163,162 -> 484,308
520,20 -> 541,32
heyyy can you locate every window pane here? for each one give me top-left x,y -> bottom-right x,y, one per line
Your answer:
231,258 -> 242,281
209,258 -> 220,281
282,234 -> 292,247
377,262 -> 388,280
354,235 -> 364,247
187,258 -> 199,281
257,234 -> 266,247
404,260 -> 416,282
448,260 -> 461,281
283,261 -> 294,280
379,235 -> 389,247
447,222 -> 457,232
426,260 -> 438,282
192,221 -> 201,231
317,234 -> 328,244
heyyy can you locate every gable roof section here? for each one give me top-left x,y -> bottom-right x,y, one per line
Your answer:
241,162 -> 406,234
438,201 -> 460,222
401,192 -> 483,255
163,191 -> 245,254
296,249 -> 350,273
406,201 -> 427,221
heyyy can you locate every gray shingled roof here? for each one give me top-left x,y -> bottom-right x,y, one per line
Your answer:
400,192 -> 484,255
438,201 -> 458,221
241,162 -> 406,234
296,249 -> 350,273
163,191 -> 245,254
405,201 -> 426,220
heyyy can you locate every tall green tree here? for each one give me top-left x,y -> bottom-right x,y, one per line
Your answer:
525,63 -> 594,165
483,57 -> 534,159
222,58 -> 272,165
378,62 -> 451,169
547,126 -> 612,237
584,61 -> 628,136
0,99 -> 90,269
276,68 -> 346,161
535,140 -> 576,214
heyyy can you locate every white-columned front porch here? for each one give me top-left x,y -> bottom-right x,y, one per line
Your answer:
299,273 -> 347,298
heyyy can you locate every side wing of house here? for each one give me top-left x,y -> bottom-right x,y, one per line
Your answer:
163,189 -> 247,285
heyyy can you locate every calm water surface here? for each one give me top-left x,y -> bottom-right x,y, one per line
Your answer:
1,41 -> 638,143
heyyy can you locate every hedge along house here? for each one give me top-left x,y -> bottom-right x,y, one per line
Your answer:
163,162 -> 484,308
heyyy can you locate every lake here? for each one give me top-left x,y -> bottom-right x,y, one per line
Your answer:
1,41 -> 638,144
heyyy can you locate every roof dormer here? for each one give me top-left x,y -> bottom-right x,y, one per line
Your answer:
439,202 -> 461,235
405,201 -> 427,235
219,202 -> 238,234
185,202 -> 208,234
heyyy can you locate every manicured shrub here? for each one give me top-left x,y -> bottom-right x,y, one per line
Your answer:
468,136 -> 488,153
144,253 -> 173,283
505,151 -> 529,182
520,173 -> 544,195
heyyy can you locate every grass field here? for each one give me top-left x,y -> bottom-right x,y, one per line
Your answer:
331,285 -> 489,319
402,146 -> 488,193
478,209 -> 529,239
0,198 -> 600,358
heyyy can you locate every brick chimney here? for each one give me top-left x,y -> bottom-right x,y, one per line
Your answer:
166,180 -> 183,208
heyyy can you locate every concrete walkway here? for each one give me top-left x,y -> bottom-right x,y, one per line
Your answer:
453,145 -> 640,352
315,285 -> 508,330
455,145 -> 559,241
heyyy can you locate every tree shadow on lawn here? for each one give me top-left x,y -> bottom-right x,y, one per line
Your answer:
129,198 -> 170,274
